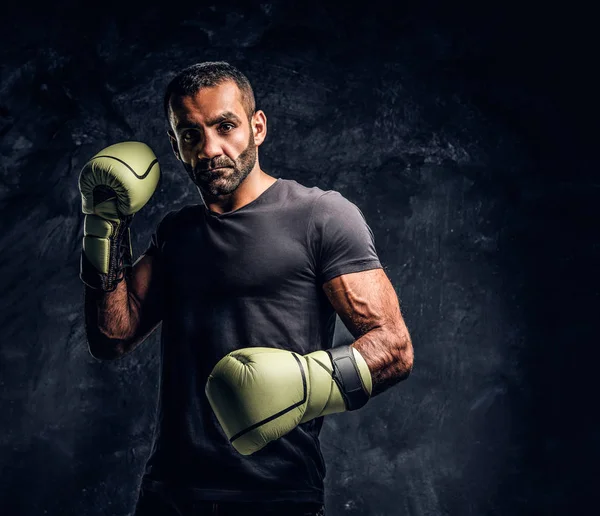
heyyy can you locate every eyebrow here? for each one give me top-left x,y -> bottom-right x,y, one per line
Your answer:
175,111 -> 242,131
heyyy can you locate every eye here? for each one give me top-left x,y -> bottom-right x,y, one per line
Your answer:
181,131 -> 197,143
219,123 -> 235,133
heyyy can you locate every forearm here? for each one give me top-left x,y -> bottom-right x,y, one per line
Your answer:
351,326 -> 413,397
84,280 -> 139,359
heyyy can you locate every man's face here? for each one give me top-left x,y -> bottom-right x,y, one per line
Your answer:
168,81 -> 258,197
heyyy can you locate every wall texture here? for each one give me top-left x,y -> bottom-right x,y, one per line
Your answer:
0,1 -> 595,515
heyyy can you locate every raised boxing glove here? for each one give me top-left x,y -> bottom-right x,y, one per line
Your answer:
78,141 -> 160,291
205,345 -> 373,455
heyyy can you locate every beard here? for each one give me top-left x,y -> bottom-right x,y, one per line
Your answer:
184,132 -> 257,197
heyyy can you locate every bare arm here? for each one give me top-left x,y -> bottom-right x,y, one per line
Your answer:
84,253 -> 163,361
323,268 -> 413,396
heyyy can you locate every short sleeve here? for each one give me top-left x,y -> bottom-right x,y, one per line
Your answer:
309,191 -> 382,284
142,210 -> 178,259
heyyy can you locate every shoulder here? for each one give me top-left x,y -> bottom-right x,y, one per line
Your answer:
153,203 -> 203,239
310,190 -> 365,224
278,178 -> 355,213
277,178 -> 328,203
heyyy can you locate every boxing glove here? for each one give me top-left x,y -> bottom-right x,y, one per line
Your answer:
78,141 -> 160,291
205,345 -> 373,455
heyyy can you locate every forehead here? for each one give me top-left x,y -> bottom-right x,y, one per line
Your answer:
169,80 -> 246,124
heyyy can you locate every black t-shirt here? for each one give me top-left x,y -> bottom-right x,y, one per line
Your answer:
140,178 -> 382,503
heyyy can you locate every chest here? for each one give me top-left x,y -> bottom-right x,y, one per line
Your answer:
162,217 -> 315,298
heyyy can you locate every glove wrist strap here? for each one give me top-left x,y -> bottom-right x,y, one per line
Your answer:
80,215 -> 133,292
326,345 -> 370,411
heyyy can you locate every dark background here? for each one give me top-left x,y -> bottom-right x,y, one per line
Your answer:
0,1 -> 596,515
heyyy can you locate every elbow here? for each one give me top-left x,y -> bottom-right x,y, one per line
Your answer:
401,339 -> 414,380
395,330 -> 414,382
88,344 -> 124,362
86,330 -> 127,362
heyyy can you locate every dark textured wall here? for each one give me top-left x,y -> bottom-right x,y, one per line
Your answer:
0,1 -> 596,515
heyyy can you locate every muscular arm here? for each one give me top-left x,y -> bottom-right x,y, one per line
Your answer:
84,253 -> 163,361
323,268 -> 413,396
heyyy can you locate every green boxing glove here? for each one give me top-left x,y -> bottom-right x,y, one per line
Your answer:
78,141 -> 160,291
205,345 -> 373,456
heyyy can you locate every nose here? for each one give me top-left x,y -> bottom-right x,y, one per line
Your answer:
197,132 -> 222,161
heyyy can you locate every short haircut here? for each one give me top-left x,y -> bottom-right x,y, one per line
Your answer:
163,61 -> 256,123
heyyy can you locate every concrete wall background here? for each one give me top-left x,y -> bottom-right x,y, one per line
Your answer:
0,1 -> 595,515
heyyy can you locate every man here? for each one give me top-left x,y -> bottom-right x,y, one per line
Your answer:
80,62 -> 413,516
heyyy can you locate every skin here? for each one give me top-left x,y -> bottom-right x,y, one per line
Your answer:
324,269 -> 413,396
84,79 -> 413,396
168,80 -> 275,214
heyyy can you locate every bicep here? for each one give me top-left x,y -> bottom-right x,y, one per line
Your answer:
322,268 -> 406,339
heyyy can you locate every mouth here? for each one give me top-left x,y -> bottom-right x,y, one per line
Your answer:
194,166 -> 230,176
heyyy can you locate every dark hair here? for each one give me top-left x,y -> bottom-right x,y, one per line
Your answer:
163,61 -> 256,122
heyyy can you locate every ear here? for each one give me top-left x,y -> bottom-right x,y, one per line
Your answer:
251,110 -> 267,147
168,130 -> 181,161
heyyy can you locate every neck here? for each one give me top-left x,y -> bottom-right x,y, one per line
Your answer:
200,166 -> 277,214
